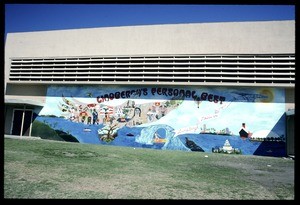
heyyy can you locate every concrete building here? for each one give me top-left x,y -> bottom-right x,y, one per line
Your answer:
4,20 -> 295,157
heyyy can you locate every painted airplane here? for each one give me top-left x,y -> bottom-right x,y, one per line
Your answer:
230,92 -> 268,102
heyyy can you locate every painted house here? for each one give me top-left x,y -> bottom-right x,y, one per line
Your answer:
4,20 -> 295,157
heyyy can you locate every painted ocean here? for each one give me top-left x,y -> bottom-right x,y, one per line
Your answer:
36,116 -> 285,157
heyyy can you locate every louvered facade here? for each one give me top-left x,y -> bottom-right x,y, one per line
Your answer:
9,54 -> 294,87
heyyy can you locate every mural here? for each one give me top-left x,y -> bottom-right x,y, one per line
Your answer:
35,85 -> 286,157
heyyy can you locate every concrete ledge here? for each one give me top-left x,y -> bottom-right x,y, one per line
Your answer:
4,135 -> 41,140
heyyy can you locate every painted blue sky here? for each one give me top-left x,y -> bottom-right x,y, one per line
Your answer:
5,4 -> 295,39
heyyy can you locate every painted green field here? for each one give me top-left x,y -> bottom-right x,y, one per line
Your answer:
4,137 -> 294,200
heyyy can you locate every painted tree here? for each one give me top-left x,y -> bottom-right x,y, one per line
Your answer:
99,123 -> 119,143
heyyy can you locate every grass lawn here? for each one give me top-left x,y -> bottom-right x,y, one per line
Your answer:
4,137 -> 294,199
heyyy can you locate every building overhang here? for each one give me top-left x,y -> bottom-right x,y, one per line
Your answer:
5,96 -> 45,107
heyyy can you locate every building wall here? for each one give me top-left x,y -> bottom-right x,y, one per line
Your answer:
5,21 -> 295,58
4,20 -> 295,88
4,106 -> 14,134
6,84 -> 47,96
4,21 -> 295,157
285,88 -> 295,111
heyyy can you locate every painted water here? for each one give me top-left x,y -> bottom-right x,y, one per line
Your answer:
36,116 -> 285,157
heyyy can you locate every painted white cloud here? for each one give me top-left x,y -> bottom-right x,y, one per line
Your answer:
39,97 -> 63,116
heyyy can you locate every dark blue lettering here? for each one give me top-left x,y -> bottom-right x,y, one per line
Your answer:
201,92 -> 208,100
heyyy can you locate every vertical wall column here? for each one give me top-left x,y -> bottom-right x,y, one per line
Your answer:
20,104 -> 26,137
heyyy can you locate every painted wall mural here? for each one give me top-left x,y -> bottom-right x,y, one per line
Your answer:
35,85 -> 286,157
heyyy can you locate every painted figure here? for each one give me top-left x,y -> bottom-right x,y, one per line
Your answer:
92,109 -> 98,124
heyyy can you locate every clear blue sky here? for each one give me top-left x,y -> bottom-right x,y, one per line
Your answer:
5,4 -> 295,38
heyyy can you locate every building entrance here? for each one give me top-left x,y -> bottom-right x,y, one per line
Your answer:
11,109 -> 33,136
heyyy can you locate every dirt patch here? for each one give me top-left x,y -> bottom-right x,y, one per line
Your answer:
214,157 -> 294,191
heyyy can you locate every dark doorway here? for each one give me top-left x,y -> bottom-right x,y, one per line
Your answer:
286,114 -> 294,156
11,109 -> 33,136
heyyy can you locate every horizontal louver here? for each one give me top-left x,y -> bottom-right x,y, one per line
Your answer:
9,54 -> 295,87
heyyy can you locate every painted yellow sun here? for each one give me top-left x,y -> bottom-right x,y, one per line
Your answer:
259,89 -> 274,103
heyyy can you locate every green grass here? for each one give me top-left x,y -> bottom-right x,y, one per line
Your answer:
4,137 -> 294,199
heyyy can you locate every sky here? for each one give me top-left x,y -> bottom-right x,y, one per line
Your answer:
4,4 -> 295,39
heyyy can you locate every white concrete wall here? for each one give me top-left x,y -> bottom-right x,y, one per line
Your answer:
5,20 -> 295,57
